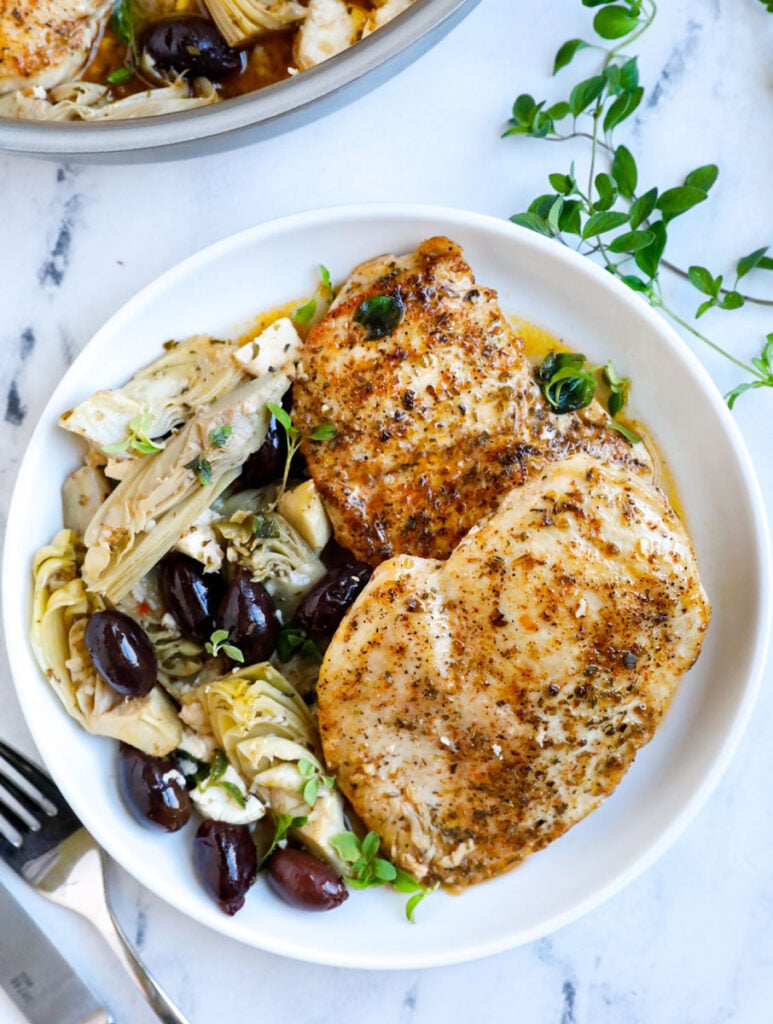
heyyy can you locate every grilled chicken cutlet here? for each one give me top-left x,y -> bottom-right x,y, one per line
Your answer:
0,0 -> 112,94
293,236 -> 645,564
318,452 -> 711,888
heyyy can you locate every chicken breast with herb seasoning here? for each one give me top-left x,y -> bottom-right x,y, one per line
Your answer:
293,236 -> 648,565
0,0 -> 113,94
317,451 -> 710,888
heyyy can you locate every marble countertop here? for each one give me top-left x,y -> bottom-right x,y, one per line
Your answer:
1,0 -> 772,1021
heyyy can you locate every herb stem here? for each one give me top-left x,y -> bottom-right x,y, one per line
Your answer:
659,258 -> 773,306
652,297 -> 763,377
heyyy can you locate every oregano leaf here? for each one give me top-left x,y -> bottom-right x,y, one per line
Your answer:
611,144 -> 637,199
593,6 -> 641,38
553,38 -> 588,74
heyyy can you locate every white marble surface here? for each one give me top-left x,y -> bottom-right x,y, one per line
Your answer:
1,0 -> 772,1021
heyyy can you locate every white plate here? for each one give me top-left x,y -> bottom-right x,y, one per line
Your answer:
3,205 -> 770,968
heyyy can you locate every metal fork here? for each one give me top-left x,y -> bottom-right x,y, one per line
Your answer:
0,740 -> 192,1024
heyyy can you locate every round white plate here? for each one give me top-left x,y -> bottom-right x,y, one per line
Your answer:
3,205 -> 770,968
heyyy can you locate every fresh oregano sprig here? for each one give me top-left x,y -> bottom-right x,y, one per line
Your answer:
330,831 -> 437,923
205,628 -> 245,663
102,411 -> 164,457
267,402 -> 337,495
504,0 -> 773,405
296,757 -> 335,807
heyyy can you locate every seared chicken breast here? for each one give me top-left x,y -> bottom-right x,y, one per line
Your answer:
293,237 -> 647,564
0,0 -> 111,94
317,452 -> 710,888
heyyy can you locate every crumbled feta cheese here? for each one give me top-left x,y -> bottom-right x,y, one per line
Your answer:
190,764 -> 266,825
235,318 -> 302,378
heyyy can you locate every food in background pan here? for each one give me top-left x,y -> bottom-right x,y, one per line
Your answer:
0,0 -> 417,121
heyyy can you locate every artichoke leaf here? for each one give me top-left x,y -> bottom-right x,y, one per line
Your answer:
217,508 -> 325,619
202,0 -> 308,47
59,335 -> 244,454
31,530 -> 181,756
196,665 -> 346,872
61,464 -> 110,538
83,370 -> 292,602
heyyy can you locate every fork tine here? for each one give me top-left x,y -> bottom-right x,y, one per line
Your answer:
0,740 -> 69,811
0,771 -> 48,825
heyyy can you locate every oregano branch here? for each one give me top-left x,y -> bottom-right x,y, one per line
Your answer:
503,0 -> 773,405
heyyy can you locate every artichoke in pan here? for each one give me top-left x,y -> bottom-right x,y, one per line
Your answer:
202,0 -> 307,47
59,334 -> 244,455
82,370 -> 292,603
197,667 -> 346,873
31,530 -> 181,756
216,508 -> 326,619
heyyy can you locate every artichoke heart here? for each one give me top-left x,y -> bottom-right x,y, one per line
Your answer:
197,666 -> 346,872
217,508 -> 326,618
31,530 -> 181,756
202,0 -> 308,47
82,371 -> 292,603
59,335 -> 244,454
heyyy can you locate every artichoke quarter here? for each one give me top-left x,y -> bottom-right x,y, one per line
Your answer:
202,0 -> 308,47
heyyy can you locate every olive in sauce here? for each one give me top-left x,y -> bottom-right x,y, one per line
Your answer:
295,563 -> 373,638
141,17 -> 242,80
217,568 -> 280,663
118,743 -> 191,832
193,820 -> 257,915
159,553 -> 222,644
85,609 -> 157,697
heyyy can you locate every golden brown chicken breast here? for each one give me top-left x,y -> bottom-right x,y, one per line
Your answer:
293,236 -> 646,564
317,452 -> 711,888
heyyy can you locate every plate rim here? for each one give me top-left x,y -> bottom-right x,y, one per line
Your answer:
4,203 -> 771,968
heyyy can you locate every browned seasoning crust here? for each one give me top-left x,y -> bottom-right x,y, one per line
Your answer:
317,453 -> 711,889
293,236 -> 646,565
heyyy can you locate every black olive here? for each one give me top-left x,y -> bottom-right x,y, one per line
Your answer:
141,17 -> 242,80
295,563 -> 372,638
159,553 -> 221,644
193,820 -> 257,915
118,743 -> 191,832
217,569 -> 280,663
85,610 -> 157,697
267,847 -> 349,911
240,412 -> 288,489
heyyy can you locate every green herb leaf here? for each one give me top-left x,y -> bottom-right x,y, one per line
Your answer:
582,210 -> 629,238
260,814 -> 308,867
330,832 -> 363,864
608,419 -> 642,444
353,295 -> 405,341
603,87 -> 643,133
208,425 -> 232,448
185,455 -> 212,486
308,422 -> 337,441
266,401 -> 292,432
684,164 -> 718,193
319,264 -> 334,298
276,626 -> 323,664
405,890 -> 429,923
252,513 -> 281,539
537,352 -> 596,413
302,777 -> 319,805
655,185 -> 707,220
510,212 -> 553,236
216,781 -> 246,807
719,290 -> 745,311
298,758 -> 315,778
633,220 -> 667,279
549,172 -> 575,195
209,750 -> 229,784
107,65 -> 133,84
611,145 -> 637,199
687,266 -> 717,296
205,629 -> 243,662
373,858 -> 398,882
736,246 -> 770,280
111,0 -> 136,48
293,298 -> 317,325
553,38 -> 588,74
593,5 -> 641,39
628,187 -> 658,229
568,73 -> 607,117
607,229 -> 654,253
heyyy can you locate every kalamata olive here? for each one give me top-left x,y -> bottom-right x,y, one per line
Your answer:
85,609 -> 157,697
141,17 -> 242,80
159,553 -> 221,644
118,743 -> 191,832
267,847 -> 349,911
295,563 -> 372,637
240,412 -> 287,489
193,820 -> 257,915
217,569 -> 280,663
